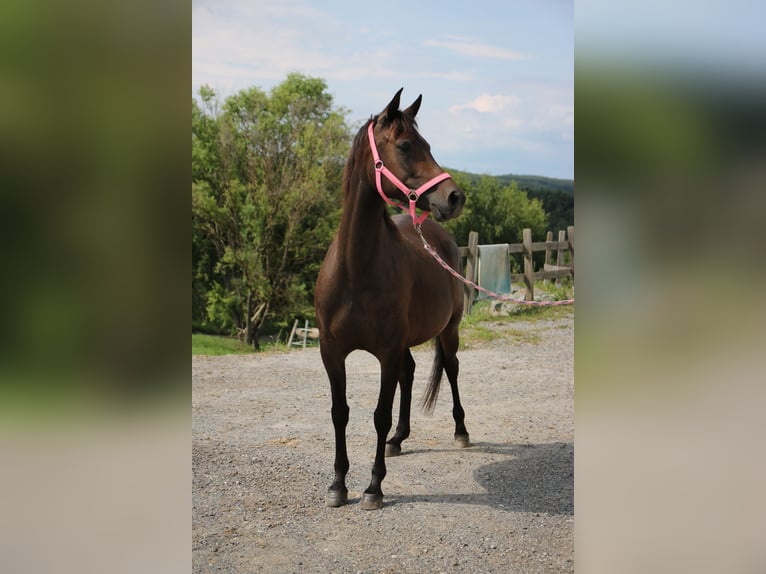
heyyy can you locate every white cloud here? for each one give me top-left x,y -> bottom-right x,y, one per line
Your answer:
449,94 -> 521,114
437,83 -> 572,163
424,37 -> 529,61
193,0 -> 397,93
547,103 -> 574,125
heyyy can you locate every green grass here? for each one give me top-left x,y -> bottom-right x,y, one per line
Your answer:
460,303 -> 537,348
497,302 -> 574,321
192,333 -> 259,355
457,298 -> 573,349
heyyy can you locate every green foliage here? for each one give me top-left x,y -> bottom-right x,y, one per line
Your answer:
494,174 -> 573,194
542,277 -> 574,302
524,188 -> 573,236
443,171 -> 549,246
474,173 -> 574,237
191,74 -> 573,350
192,74 -> 351,346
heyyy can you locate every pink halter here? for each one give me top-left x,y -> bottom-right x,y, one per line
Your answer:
367,120 -> 452,225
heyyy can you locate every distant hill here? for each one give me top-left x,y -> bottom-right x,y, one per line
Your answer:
495,174 -> 574,195
451,170 -> 574,233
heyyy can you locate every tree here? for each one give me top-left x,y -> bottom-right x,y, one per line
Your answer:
442,172 -> 548,246
192,74 -> 351,347
525,188 -> 574,236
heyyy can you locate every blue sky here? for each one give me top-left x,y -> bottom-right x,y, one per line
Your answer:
576,0 -> 766,73
193,1 -> 573,179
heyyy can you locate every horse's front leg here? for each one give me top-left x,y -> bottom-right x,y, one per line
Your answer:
361,351 -> 401,510
320,345 -> 350,507
386,349 -> 415,457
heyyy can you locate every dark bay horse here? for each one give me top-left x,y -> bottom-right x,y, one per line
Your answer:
315,89 -> 469,510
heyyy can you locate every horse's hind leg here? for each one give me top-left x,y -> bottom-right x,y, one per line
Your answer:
386,349 -> 415,457
320,345 -> 350,507
440,324 -> 469,447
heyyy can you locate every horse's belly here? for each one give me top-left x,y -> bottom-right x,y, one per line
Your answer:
318,288 -> 453,352
404,294 -> 454,346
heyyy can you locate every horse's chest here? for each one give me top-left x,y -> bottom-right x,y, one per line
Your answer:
342,290 -> 402,321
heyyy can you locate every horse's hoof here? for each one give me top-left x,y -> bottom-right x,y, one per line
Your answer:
360,492 -> 384,510
454,434 -> 470,448
325,488 -> 348,508
385,443 -> 402,457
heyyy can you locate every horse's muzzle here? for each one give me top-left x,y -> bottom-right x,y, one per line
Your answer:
448,189 -> 465,212
430,187 -> 465,221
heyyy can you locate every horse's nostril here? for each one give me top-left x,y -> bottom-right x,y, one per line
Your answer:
448,190 -> 464,209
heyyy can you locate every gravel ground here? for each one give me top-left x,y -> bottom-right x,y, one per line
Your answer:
193,313 -> 573,573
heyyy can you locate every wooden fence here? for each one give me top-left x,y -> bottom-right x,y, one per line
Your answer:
458,226 -> 574,314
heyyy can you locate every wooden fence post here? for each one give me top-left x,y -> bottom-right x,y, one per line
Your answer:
523,228 -> 534,301
567,225 -> 575,279
556,230 -> 566,286
287,319 -> 299,347
463,231 -> 479,315
544,231 -> 553,265
544,231 -> 553,285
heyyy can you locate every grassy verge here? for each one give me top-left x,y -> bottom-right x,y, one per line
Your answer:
192,333 -> 258,356
193,287 -> 574,355
458,299 -> 574,349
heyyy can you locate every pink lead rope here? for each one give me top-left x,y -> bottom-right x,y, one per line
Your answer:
367,120 -> 452,225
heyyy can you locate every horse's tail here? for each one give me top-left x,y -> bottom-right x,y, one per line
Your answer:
420,338 -> 444,413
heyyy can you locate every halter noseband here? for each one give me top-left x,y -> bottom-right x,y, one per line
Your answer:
367,120 -> 452,225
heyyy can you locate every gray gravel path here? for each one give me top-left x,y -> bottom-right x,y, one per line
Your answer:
193,313 -> 573,573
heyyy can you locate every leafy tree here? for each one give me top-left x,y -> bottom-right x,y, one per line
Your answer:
525,188 -> 574,235
443,172 -> 548,246
192,74 -> 350,347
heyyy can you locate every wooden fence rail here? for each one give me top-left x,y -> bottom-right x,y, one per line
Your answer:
458,226 -> 574,314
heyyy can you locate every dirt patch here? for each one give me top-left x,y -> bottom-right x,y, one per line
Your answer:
193,314 -> 573,573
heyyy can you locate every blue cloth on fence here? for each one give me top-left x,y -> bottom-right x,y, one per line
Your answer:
477,243 -> 511,299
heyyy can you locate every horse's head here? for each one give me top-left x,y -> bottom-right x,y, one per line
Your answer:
368,89 -> 465,222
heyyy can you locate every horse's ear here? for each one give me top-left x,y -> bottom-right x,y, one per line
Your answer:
403,94 -> 422,119
384,88 -> 404,123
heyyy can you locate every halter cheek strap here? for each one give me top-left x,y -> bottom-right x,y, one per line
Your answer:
367,121 -> 452,225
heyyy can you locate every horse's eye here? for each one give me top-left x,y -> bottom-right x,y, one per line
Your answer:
397,141 -> 411,152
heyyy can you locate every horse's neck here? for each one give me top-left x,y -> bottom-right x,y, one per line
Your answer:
336,176 -> 394,275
